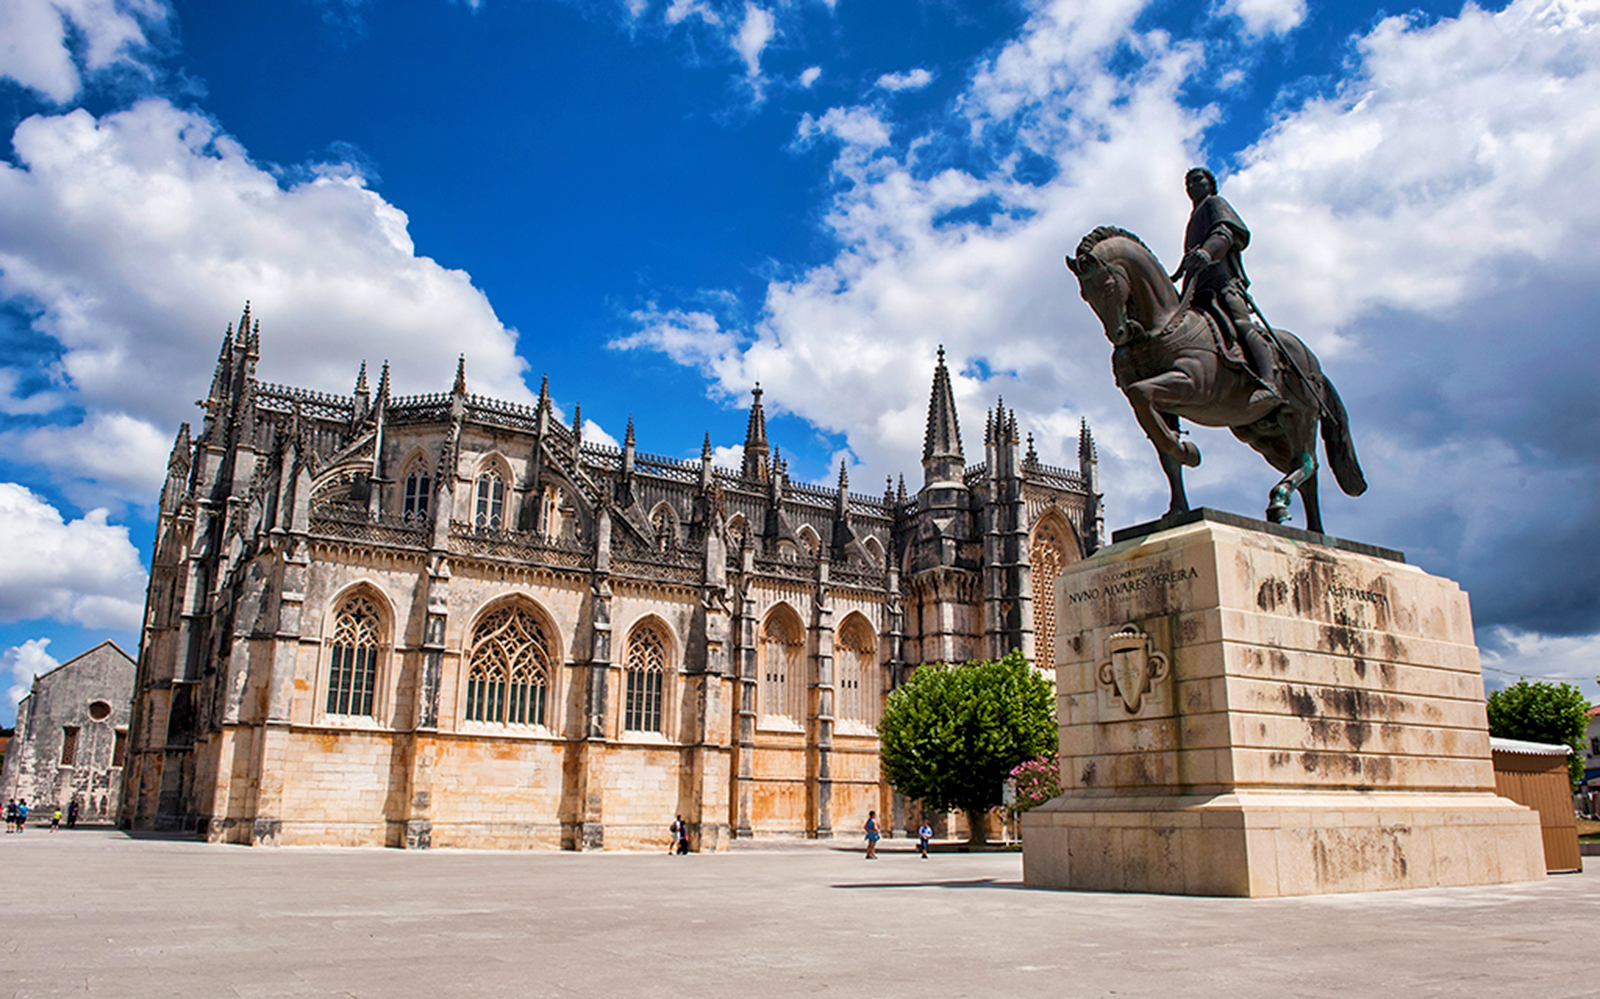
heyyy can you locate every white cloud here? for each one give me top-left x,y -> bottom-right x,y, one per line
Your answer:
0,99 -> 530,511
733,2 -> 776,94
0,0 -> 166,103
877,68 -> 933,92
1217,0 -> 1306,38
0,483 -> 146,630
664,0 -> 720,26
4,412 -> 170,509
799,65 -> 821,87
1479,627 -> 1600,702
4,638 -> 60,709
625,0 -> 1600,654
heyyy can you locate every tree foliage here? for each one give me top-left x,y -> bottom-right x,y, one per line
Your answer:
878,650 -> 1056,842
1485,679 -> 1590,787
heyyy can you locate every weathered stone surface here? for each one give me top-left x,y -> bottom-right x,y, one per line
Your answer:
0,642 -> 135,823
1021,515 -> 1545,896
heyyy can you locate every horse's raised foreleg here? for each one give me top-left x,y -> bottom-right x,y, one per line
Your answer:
1298,470 -> 1323,534
1268,451 -> 1317,525
1125,371 -> 1201,467
1159,413 -> 1190,517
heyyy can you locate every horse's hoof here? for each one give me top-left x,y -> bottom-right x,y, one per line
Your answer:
1266,502 -> 1290,524
1178,441 -> 1201,468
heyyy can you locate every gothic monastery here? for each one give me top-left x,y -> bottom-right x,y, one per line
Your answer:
121,306 -> 1103,849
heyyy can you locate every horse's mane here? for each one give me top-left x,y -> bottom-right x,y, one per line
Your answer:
1075,225 -> 1154,260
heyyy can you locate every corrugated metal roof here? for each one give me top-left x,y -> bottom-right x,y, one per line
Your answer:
1490,736 -> 1573,756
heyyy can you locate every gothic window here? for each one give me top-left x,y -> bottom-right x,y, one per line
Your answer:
760,608 -> 804,720
60,726 -> 78,766
403,466 -> 432,522
326,594 -> 382,717
466,605 -> 552,726
623,622 -> 668,733
863,536 -> 885,569
1030,515 -> 1078,671
796,526 -> 820,558
835,616 -> 878,726
475,469 -> 506,529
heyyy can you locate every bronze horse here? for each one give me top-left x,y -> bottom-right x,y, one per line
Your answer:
1066,226 -> 1365,533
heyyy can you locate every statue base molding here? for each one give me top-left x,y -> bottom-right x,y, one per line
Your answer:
1020,511 -> 1544,896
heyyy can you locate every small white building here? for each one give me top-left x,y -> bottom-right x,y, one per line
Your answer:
0,642 -> 136,822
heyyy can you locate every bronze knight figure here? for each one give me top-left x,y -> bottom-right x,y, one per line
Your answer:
1064,169 -> 1367,533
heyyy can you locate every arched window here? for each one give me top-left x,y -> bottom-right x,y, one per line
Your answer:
465,605 -> 552,725
796,525 -> 820,558
1030,514 -> 1079,670
863,536 -> 885,569
327,594 -> 382,717
624,621 -> 668,733
835,615 -> 878,726
760,608 -> 804,720
726,514 -> 748,551
475,469 -> 506,529
403,465 -> 431,523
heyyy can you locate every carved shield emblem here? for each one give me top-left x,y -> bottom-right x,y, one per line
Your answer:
1097,626 -> 1170,715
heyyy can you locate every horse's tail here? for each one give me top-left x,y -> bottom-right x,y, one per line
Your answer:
1318,373 -> 1366,497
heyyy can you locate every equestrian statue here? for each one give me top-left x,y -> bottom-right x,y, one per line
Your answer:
1065,168 -> 1365,534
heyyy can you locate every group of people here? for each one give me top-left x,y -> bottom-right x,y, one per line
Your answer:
4,798 -> 81,833
863,811 -> 935,860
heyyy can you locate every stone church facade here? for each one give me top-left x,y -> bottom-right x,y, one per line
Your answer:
120,306 -> 1103,850
2,641 -> 137,823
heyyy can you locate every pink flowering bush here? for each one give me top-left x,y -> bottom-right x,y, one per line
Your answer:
1007,756 -> 1062,814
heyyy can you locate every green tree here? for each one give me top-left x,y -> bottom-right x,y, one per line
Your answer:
878,650 -> 1056,845
1485,679 -> 1590,788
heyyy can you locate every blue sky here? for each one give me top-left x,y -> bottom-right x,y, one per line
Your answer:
2,0 -> 1597,721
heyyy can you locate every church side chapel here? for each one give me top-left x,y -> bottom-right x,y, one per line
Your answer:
121,307 -> 1103,850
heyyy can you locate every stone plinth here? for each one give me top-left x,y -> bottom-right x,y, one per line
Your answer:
1020,510 -> 1545,896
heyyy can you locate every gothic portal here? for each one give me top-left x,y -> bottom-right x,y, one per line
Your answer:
120,307 -> 1103,849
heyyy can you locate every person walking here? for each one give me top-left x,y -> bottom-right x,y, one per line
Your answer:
50,808 -> 61,832
917,822 -> 932,859
675,815 -> 690,855
15,800 -> 27,833
66,799 -> 78,829
864,810 -> 880,859
4,799 -> 15,833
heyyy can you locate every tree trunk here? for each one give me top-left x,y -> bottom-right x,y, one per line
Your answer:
964,807 -> 990,847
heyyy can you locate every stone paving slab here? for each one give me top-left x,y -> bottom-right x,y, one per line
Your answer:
0,829 -> 1591,998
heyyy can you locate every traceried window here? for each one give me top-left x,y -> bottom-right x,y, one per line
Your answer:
475,469 -> 506,529
466,605 -> 552,726
796,526 -> 820,558
326,594 -> 382,717
726,515 -> 748,551
60,726 -> 79,766
835,616 -> 878,726
1030,516 -> 1076,671
403,467 -> 431,522
760,609 -> 804,720
623,622 -> 668,733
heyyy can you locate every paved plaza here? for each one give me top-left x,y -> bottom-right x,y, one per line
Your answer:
0,829 -> 1593,998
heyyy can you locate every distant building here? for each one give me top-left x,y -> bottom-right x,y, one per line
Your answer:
122,307 -> 1104,849
1582,704 -> 1600,806
0,641 -> 136,821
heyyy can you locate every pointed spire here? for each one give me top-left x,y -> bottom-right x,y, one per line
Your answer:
624,414 -> 636,448
236,302 -> 252,353
247,317 -> 260,358
837,458 -> 849,491
571,402 -> 583,449
376,361 -> 391,401
452,355 -> 467,396
354,361 -> 369,396
702,432 -> 713,461
538,373 -> 550,408
168,423 -> 192,472
896,474 -> 908,503
921,345 -> 964,486
1078,417 -> 1097,464
884,475 -> 895,503
742,382 -> 770,483
1025,432 -> 1038,466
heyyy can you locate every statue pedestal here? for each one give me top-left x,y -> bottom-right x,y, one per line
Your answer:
1020,510 -> 1545,896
